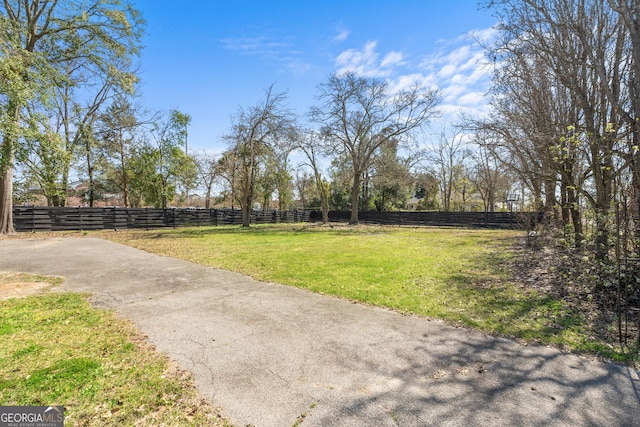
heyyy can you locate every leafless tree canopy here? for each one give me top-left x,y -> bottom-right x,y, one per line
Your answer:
310,72 -> 440,223
222,86 -> 297,227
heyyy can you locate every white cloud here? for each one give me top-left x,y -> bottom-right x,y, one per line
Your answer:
441,84 -> 467,103
438,64 -> 457,79
457,91 -> 486,106
335,41 -> 380,75
467,26 -> 500,45
221,36 -> 292,53
438,103 -> 483,118
333,28 -> 350,42
220,34 -> 311,76
380,51 -> 405,68
283,58 -> 312,77
444,45 -> 472,67
330,26 -> 496,120
417,27 -> 495,119
335,41 -> 408,78
387,73 -> 436,94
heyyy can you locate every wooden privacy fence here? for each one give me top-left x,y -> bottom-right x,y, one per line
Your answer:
12,206 -> 311,232
12,206 -> 539,232
322,210 -> 540,229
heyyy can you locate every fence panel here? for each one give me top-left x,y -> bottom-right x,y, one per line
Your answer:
12,206 -> 536,232
328,210 -> 538,229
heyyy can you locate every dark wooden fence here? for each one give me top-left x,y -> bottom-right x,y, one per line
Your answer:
320,210 -> 540,229
12,206 -> 311,232
12,206 -> 539,232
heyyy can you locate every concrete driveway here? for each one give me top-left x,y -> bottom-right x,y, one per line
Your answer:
1,237 -> 639,426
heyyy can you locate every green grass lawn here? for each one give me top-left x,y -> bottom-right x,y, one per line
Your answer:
0,273 -> 229,426
98,223 -> 624,360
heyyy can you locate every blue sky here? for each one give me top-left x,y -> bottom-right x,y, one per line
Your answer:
130,0 -> 498,154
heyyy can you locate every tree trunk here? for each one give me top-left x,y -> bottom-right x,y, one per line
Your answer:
350,173 -> 361,224
312,170 -> 330,225
0,165 -> 15,234
0,102 -> 18,234
488,189 -> 495,212
241,199 -> 251,227
592,137 -> 614,263
120,143 -> 129,207
361,170 -> 370,211
321,193 -> 329,225
461,185 -> 467,212
560,180 -> 571,232
240,171 -> 253,228
60,167 -> 69,207
86,144 -> 95,207
544,178 -> 556,224
566,186 -> 583,247
443,179 -> 452,212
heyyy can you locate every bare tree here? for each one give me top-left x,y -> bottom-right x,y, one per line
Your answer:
269,133 -> 297,210
216,150 -> 239,210
469,141 -> 512,212
223,86 -> 296,227
294,170 -> 317,210
486,0 -> 629,258
426,126 -> 469,212
194,151 -> 219,209
605,0 -> 640,235
297,131 -> 331,224
311,72 -> 440,224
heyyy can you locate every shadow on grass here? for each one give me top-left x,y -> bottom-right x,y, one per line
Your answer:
444,247 -> 628,360
447,274 -> 583,341
137,224 -> 324,239
136,223 -> 453,238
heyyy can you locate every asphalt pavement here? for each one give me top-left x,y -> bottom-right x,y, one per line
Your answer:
1,237 -> 639,426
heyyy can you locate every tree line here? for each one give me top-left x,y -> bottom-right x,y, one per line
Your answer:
480,0 -> 639,261
482,0 -> 640,350
1,0 -> 639,249
0,1 -> 539,235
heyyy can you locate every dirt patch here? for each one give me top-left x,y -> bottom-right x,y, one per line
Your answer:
0,281 -> 52,300
0,231 -> 84,240
0,272 -> 62,300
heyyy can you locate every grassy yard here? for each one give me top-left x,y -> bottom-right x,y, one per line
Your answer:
96,223 -> 625,361
0,273 -> 229,426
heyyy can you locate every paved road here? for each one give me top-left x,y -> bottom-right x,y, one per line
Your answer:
1,237 -> 639,426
